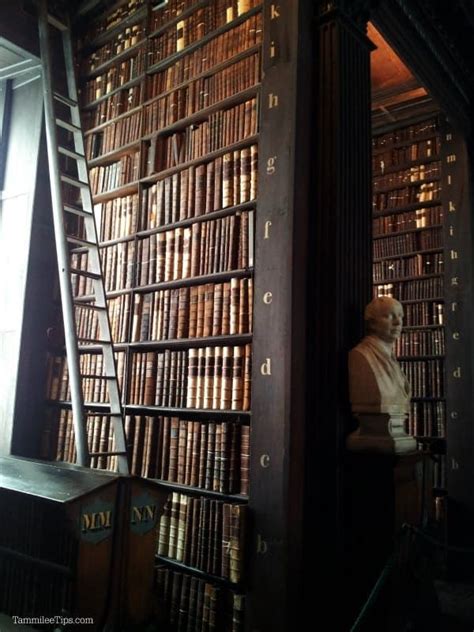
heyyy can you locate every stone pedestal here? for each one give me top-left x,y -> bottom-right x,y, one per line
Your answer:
346,413 -> 417,454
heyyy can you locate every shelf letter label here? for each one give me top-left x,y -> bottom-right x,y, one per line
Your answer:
452,459 -> 459,470
268,93 -> 279,109
451,250 -> 459,260
447,175 -> 452,185
270,40 -> 276,58
449,201 -> 456,213
260,358 -> 272,375
257,534 -> 268,554
450,411 -> 459,419
266,156 -> 277,174
264,220 -> 272,239
453,367 -> 462,378
451,277 -> 459,286
263,291 -> 273,304
260,454 -> 271,468
446,133 -> 453,141
449,226 -> 455,236
453,332 -> 460,340
447,154 -> 457,163
451,301 -> 458,312
270,4 -> 280,19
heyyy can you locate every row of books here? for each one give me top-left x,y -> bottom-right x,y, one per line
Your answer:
0,556 -> 73,619
144,52 -> 260,132
80,0 -> 145,45
46,352 -> 126,403
402,301 -> 444,326
374,277 -> 444,300
90,152 -> 140,194
144,97 -> 258,174
142,145 -> 258,216
399,359 -> 444,398
157,493 -> 246,582
373,181 -> 441,211
130,278 -> 253,342
394,328 -> 445,357
372,227 -> 442,258
155,567 -> 245,632
408,400 -> 445,438
83,23 -> 146,75
372,120 -> 438,150
135,415 -> 250,494
373,252 -> 443,280
128,345 -> 252,410
83,50 -> 146,104
148,0 -> 259,66
151,0 -> 257,33
84,84 -> 142,130
97,193 -> 139,241
72,210 -> 253,295
373,206 -> 443,235
146,15 -> 263,95
0,493 -> 76,566
86,110 -> 143,160
373,162 -> 440,191
74,277 -> 253,344
373,138 -> 441,173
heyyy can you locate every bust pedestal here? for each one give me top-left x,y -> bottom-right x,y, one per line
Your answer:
346,413 -> 417,454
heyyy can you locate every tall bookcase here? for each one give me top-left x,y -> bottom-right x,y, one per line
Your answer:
372,114 -> 447,516
39,1 -> 314,629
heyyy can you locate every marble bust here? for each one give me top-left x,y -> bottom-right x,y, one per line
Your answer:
347,296 -> 416,454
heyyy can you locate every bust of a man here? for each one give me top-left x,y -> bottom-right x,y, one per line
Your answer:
347,296 -> 415,454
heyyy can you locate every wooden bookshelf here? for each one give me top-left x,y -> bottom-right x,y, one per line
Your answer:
372,115 -> 447,486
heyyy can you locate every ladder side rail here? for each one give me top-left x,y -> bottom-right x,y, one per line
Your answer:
38,0 -> 89,467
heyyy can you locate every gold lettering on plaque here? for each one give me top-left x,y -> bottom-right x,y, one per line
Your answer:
452,459 -> 459,470
268,93 -> 279,109
81,510 -> 112,533
449,201 -> 456,212
266,156 -> 277,174
270,40 -> 276,57
257,534 -> 268,554
263,291 -> 273,304
270,4 -> 280,19
453,332 -> 461,340
450,411 -> 459,419
264,220 -> 272,239
453,367 -> 462,378
451,250 -> 459,260
451,277 -> 459,286
260,358 -> 272,375
131,504 -> 156,524
260,454 -> 270,468
446,154 -> 457,163
449,226 -> 455,236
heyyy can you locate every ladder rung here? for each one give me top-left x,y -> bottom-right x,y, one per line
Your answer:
48,13 -> 67,31
61,174 -> 88,188
56,118 -> 82,133
73,301 -> 107,310
78,338 -> 112,345
89,451 -> 128,457
81,374 -> 115,380
59,146 -> 86,161
67,235 -> 96,248
85,412 -> 122,418
53,92 -> 78,108
64,204 -> 92,218
70,267 -> 101,279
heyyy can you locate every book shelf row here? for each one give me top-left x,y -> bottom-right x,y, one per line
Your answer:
372,137 -> 440,171
372,119 -> 438,150
399,359 -> 444,399
373,252 -> 443,280
373,277 -> 443,300
372,226 -> 442,257
71,210 -> 254,294
394,328 -> 445,357
155,565 -> 245,632
373,161 -> 440,191
408,400 -> 445,438
373,206 -> 443,235
80,0 -> 146,45
401,300 -> 444,326
157,492 -> 246,583
47,344 -> 252,410
373,180 -> 440,212
42,409 -> 250,496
